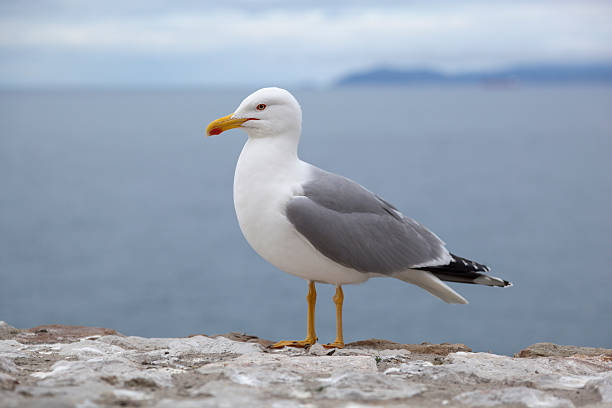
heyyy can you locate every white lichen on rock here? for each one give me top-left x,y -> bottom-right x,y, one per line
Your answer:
0,321 -> 611,407
454,386 -> 575,408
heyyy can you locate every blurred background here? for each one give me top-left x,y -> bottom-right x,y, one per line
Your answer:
1,0 -> 611,355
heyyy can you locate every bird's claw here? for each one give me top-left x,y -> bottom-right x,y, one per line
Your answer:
322,341 -> 344,349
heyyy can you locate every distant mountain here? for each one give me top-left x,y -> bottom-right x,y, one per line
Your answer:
336,64 -> 612,86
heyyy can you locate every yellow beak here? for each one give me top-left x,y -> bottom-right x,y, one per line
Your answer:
206,114 -> 252,136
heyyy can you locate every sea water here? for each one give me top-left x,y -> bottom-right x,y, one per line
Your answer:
1,85 -> 611,355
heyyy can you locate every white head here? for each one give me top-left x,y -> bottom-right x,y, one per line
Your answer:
206,87 -> 302,139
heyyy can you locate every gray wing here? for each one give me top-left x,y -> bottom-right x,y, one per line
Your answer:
285,167 -> 451,274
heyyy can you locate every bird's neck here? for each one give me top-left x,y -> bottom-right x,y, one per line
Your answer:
243,131 -> 300,164
234,131 -> 305,222
234,131 -> 303,193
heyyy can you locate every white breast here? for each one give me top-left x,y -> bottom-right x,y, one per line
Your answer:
233,137 -> 369,285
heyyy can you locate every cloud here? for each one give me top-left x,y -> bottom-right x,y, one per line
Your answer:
1,1 -> 611,86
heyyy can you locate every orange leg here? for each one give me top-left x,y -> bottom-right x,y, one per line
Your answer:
323,285 -> 344,349
271,280 -> 318,348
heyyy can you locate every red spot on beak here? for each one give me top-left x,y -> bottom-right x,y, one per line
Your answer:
209,128 -> 222,136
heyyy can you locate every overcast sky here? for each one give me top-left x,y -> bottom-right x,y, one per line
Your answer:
1,0 -> 611,87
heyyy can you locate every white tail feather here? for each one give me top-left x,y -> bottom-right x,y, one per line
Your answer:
394,269 -> 469,304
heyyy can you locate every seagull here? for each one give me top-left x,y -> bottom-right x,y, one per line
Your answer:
206,87 -> 511,349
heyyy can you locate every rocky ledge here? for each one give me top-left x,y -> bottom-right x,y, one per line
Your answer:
1,321 -> 611,408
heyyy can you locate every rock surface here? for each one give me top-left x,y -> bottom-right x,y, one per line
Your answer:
0,321 -> 611,407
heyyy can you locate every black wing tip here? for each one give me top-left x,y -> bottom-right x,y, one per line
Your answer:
444,253 -> 491,273
416,253 -> 513,287
447,254 -> 513,287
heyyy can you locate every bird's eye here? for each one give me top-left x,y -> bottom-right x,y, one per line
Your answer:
256,104 -> 267,111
